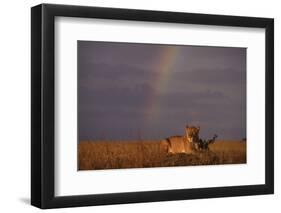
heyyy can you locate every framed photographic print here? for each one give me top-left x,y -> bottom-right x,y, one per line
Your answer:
31,3 -> 274,209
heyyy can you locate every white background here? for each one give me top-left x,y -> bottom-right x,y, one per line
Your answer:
0,0 -> 279,212
55,17 -> 265,196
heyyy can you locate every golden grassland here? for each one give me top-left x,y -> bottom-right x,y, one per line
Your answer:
78,140 -> 246,170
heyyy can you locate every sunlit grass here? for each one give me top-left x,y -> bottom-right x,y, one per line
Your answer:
78,140 -> 246,170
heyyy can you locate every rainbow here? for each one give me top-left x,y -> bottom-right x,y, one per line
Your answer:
144,45 -> 181,125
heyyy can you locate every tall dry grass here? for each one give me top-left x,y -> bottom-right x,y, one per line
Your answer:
78,140 -> 246,170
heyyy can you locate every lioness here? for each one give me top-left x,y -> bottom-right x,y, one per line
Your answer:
160,125 -> 200,154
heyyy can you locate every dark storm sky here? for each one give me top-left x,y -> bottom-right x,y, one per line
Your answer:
78,41 -> 246,141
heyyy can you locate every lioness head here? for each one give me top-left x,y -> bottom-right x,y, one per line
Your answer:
185,125 -> 200,143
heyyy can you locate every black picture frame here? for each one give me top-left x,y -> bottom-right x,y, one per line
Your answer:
31,3 -> 274,209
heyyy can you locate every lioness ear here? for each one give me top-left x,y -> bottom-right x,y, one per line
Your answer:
186,124 -> 189,128
197,126 -> 200,130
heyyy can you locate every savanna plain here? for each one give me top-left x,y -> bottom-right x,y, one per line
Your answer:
78,140 -> 246,170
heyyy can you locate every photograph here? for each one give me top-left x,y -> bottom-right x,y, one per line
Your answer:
78,41 -> 247,170
30,3 -> 274,209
